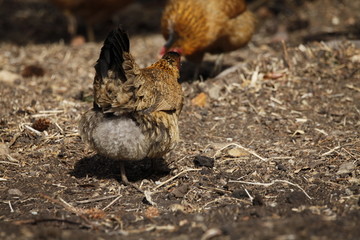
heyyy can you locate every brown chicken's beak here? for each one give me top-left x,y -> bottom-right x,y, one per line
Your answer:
159,46 -> 169,57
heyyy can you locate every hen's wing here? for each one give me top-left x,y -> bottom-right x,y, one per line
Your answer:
93,27 -> 182,116
93,27 -> 144,114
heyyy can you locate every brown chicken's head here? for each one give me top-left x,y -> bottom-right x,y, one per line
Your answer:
161,51 -> 181,70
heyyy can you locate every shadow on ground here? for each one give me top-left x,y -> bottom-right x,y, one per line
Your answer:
70,154 -> 169,182
179,61 -> 233,83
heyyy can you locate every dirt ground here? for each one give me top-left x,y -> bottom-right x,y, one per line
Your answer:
0,0 -> 360,239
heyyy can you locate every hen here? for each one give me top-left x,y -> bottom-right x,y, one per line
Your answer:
50,0 -> 133,41
161,0 -> 256,77
79,27 -> 183,186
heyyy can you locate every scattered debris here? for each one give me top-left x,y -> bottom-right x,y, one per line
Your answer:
193,155 -> 214,168
229,179 -> 312,200
191,92 -> 208,107
336,162 -> 356,175
213,143 -> 267,162
170,184 -> 189,198
21,65 -> 45,78
144,206 -> 160,219
227,147 -> 250,158
252,194 -> 264,206
32,118 -> 51,132
286,191 -> 309,205
200,228 -> 224,240
0,70 -> 21,84
8,188 -> 23,197
231,189 -> 248,199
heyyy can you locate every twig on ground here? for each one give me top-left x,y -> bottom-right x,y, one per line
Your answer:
77,195 -> 120,204
315,128 -> 328,136
39,193 -> 93,227
143,190 -> 157,206
13,218 -> 88,227
198,185 -> 231,194
0,160 -> 20,166
102,195 -> 122,211
38,109 -> 64,114
201,196 -> 250,210
8,201 -> 14,213
23,124 -> 42,136
200,228 -> 223,240
153,168 -> 201,191
8,132 -> 22,147
342,148 -> 357,159
322,145 -> 341,156
168,154 -> 195,166
346,83 -> 360,92
229,179 -> 312,199
281,40 -> 292,69
213,143 -> 267,161
119,224 -> 176,235
244,188 -> 254,202
5,153 -> 19,163
54,121 -> 64,133
58,197 -> 78,212
31,109 -> 64,120
250,66 -> 260,88
270,156 -> 294,160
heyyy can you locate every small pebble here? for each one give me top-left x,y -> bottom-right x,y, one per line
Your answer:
193,155 -> 214,168
8,188 -> 23,196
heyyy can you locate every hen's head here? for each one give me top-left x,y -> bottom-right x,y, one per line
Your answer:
162,51 -> 181,70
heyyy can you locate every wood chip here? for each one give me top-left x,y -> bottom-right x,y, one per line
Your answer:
191,92 -> 207,107
227,148 -> 250,157
145,206 -> 160,219
336,162 -> 355,175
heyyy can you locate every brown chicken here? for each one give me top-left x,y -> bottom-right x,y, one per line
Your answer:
50,0 -> 133,41
79,27 -> 183,186
161,0 -> 256,77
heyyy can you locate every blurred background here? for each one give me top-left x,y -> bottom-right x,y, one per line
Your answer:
0,0 -> 359,46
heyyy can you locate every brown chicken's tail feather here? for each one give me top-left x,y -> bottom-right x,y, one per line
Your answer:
95,27 -> 130,80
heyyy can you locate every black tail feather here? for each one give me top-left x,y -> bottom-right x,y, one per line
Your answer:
95,27 -> 130,81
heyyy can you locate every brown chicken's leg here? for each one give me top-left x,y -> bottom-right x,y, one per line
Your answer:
193,64 -> 201,81
86,23 -> 95,42
190,53 -> 205,80
120,161 -> 143,193
210,53 -> 224,77
64,10 -> 77,37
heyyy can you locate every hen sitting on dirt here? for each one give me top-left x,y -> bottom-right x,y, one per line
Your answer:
160,0 -> 256,78
79,27 -> 183,186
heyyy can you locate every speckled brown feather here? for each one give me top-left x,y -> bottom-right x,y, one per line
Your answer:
161,0 -> 256,63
